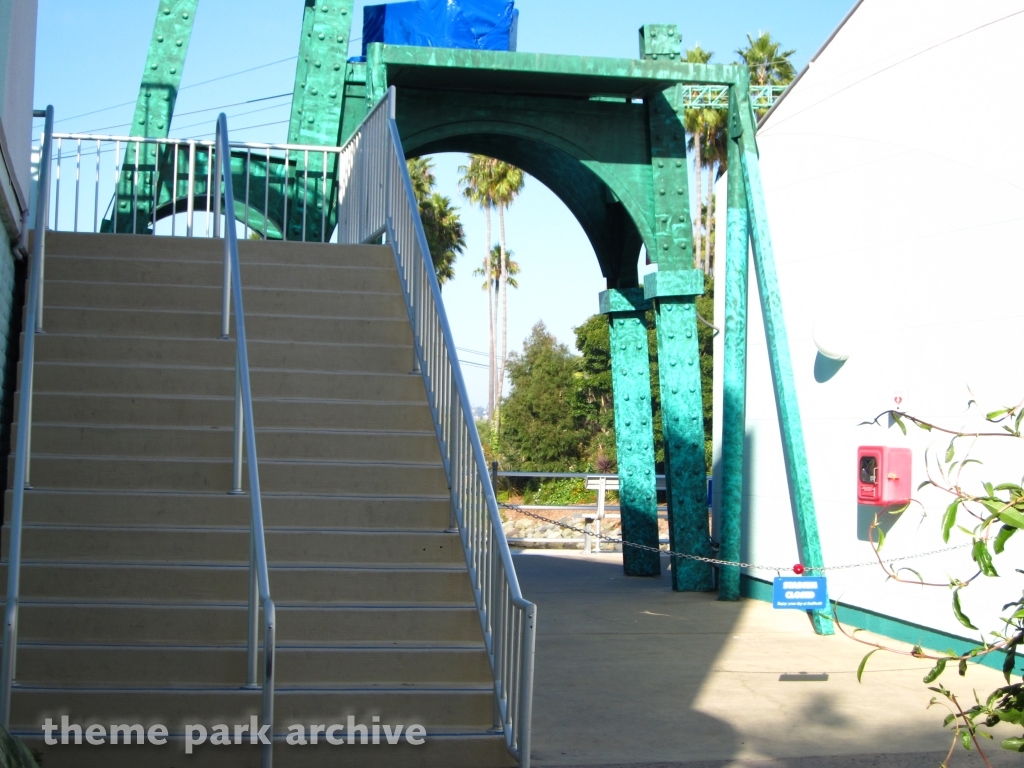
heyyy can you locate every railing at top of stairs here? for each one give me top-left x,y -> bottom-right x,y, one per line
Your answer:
335,87 -> 538,767
1,109 -> 278,768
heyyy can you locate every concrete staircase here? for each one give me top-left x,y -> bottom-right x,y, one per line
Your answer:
0,232 -> 514,766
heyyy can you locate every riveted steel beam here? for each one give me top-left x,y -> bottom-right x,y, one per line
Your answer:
716,80 -> 752,602
106,0 -> 198,233
282,0 -> 354,242
600,288 -> 661,577
644,270 -> 714,592
734,78 -> 833,635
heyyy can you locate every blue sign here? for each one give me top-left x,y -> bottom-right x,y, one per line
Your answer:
772,576 -> 828,610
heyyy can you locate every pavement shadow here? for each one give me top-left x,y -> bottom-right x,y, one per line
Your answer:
512,552 -> 746,766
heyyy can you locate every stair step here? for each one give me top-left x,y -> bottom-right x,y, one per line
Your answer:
30,333 -> 414,373
8,455 -> 448,495
9,602 -> 485,644
4,489 -> 452,529
3,525 -> 463,565
14,732 -> 515,768
40,307 -> 413,345
24,424 -> 440,462
47,231 -> 395,268
22,393 -> 435,430
44,281 -> 408,318
9,684 -> 495,730
46,255 -> 402,293
30,362 -> 427,401
14,643 -> 491,685
2,562 -> 472,603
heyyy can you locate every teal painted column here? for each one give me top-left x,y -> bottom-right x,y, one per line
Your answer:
600,288 -> 661,577
285,0 -> 354,242
735,82 -> 833,635
644,270 -> 714,591
717,86 -> 751,601
106,0 -> 199,234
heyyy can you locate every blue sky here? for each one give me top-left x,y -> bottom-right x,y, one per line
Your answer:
34,0 -> 855,409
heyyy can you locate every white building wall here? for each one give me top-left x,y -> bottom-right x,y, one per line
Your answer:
737,0 -> 1024,640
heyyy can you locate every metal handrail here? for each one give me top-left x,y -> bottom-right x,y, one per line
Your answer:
336,88 -> 537,766
0,106 -> 54,727
213,113 -> 276,768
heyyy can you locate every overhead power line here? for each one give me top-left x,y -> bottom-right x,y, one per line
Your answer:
49,56 -> 298,126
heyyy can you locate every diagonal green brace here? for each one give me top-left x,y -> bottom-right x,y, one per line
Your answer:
735,82 -> 833,635
600,288 -> 661,577
717,83 -> 752,602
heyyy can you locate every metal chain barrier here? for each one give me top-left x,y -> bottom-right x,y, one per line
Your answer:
500,502 -> 972,574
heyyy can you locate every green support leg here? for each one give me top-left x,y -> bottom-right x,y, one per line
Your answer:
286,0 -> 354,242
717,90 -> 751,601
645,271 -> 714,591
734,81 -> 833,635
106,0 -> 199,234
600,288 -> 661,577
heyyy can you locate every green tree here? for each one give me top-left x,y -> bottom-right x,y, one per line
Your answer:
736,31 -> 797,87
499,322 -> 589,471
406,157 -> 466,287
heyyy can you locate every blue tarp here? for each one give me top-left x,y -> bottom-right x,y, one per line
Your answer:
361,0 -> 518,57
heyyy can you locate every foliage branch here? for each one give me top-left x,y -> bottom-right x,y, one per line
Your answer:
849,401 -> 1024,764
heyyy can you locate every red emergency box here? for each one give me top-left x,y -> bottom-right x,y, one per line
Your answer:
857,446 -> 912,506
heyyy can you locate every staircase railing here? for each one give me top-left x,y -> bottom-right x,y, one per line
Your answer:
0,106 -> 54,728
336,88 -> 537,767
213,113 -> 276,768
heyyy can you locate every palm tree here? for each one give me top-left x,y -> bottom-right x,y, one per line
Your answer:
407,157 -> 466,287
487,162 -> 525,423
459,155 -> 498,418
474,244 -> 520,293
735,32 -> 796,87
420,192 -> 465,286
683,44 -> 714,270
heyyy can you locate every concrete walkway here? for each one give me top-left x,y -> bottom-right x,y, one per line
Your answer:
512,550 -> 1020,767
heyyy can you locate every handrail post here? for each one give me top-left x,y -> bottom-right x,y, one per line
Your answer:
214,136 -> 229,338
217,113 -> 274,768
0,105 -> 55,729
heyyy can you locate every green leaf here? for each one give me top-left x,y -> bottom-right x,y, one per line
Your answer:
997,507 -> 1024,529
1000,737 -> 1024,751
898,567 -> 925,584
888,501 -> 911,514
942,500 -> 960,543
1003,645 -> 1018,683
995,525 -> 1016,554
945,439 -> 956,463
917,421 -> 932,431
875,526 -> 887,550
918,480 -> 934,491
954,590 -> 979,630
972,540 -> 999,578
986,408 -> 1011,421
984,482 -> 995,497
961,730 -> 973,750
959,658 -> 968,676
924,658 -> 947,683
892,412 -> 907,435
857,649 -> 878,683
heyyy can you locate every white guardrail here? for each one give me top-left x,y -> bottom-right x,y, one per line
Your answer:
336,88 -> 537,766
